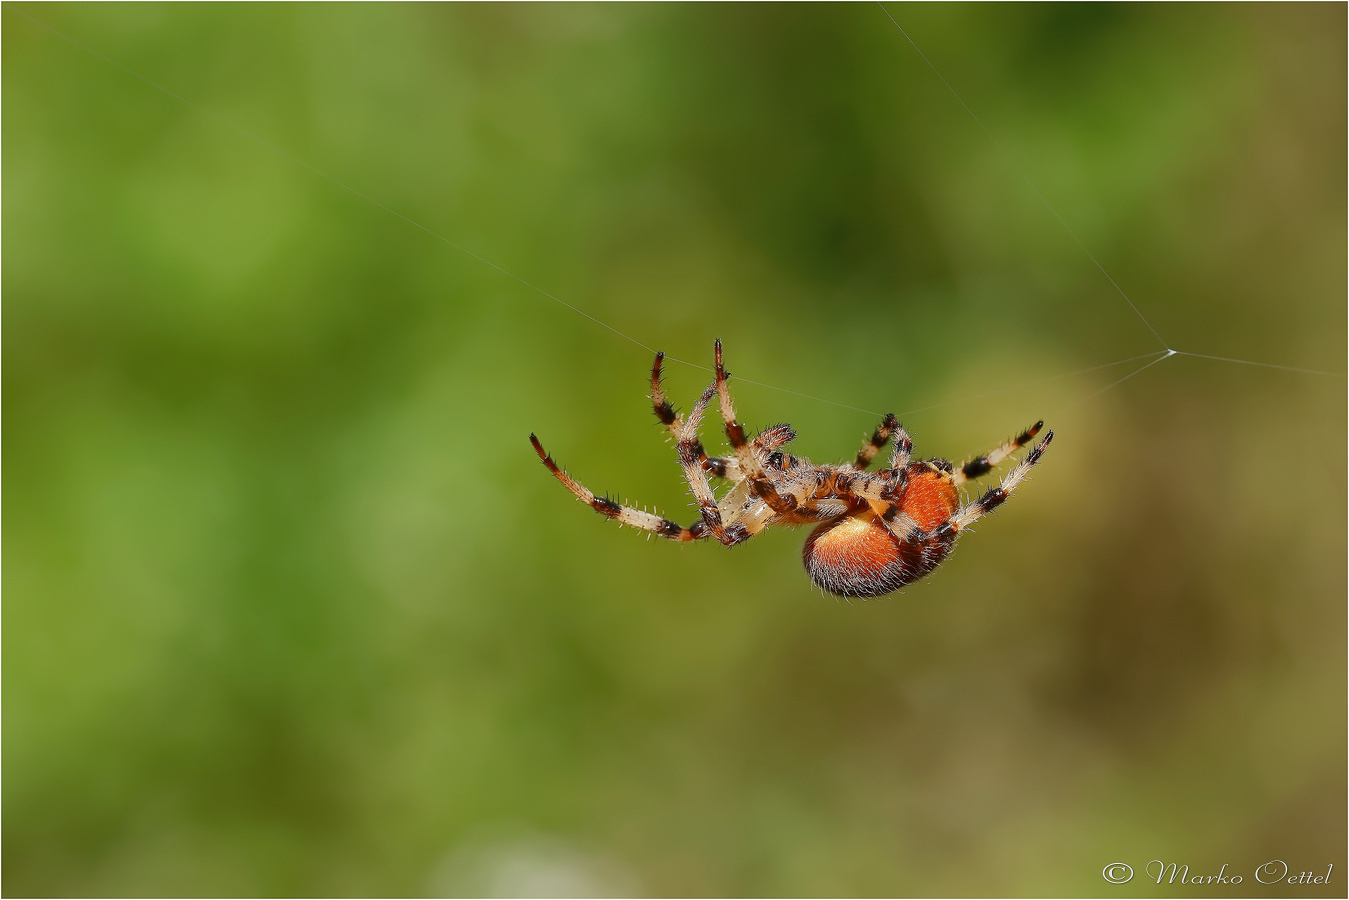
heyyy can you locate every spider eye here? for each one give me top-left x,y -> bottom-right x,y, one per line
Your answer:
767,451 -> 785,469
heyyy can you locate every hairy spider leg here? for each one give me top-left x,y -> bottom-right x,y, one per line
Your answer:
853,413 -> 899,470
651,350 -> 797,482
676,383 -> 752,545
952,421 -> 1044,485
650,351 -> 738,480
755,424 -> 797,455
887,422 -> 914,471
945,430 -> 1054,532
529,433 -> 709,541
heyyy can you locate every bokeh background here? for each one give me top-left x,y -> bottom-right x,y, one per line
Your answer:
5,4 -> 1345,896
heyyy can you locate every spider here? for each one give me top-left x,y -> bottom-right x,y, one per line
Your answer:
529,340 -> 1053,598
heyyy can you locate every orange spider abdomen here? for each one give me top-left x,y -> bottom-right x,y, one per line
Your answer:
802,466 -> 961,598
899,467 -> 961,530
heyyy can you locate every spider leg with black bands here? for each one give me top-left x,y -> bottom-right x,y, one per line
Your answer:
947,430 -> 1054,531
711,339 -> 753,463
650,351 -> 737,480
854,413 -> 899,470
530,434 -> 710,541
887,422 -> 913,472
712,340 -> 801,516
952,421 -> 1044,485
676,384 -> 752,546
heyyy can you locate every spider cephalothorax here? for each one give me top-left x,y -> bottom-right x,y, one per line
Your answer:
530,340 -> 1052,598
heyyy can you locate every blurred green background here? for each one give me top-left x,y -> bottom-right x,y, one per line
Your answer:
5,3 -> 1345,896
